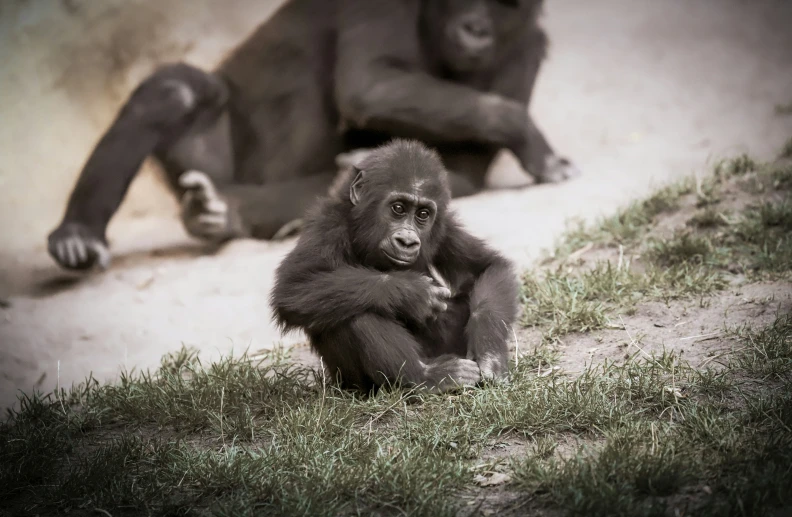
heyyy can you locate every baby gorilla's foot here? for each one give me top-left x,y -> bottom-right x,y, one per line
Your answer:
47,222 -> 110,271
179,171 -> 239,242
476,352 -> 509,381
424,356 -> 482,393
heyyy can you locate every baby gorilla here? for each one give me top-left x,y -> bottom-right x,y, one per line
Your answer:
271,139 -> 519,392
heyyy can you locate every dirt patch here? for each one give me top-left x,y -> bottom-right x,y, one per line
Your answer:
545,282 -> 791,375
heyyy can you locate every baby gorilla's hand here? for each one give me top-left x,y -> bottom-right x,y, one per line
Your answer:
426,275 -> 452,315
395,273 -> 452,325
417,275 -> 452,321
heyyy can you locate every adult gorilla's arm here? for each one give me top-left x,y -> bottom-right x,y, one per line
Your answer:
335,0 -> 530,152
438,219 -> 520,379
271,222 -> 449,333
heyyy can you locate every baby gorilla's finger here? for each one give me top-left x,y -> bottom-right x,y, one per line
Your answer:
430,285 -> 452,300
422,280 -> 451,316
428,265 -> 451,292
430,300 -> 448,314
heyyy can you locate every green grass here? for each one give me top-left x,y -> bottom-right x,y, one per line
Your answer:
511,315 -> 792,517
3,315 -> 790,516
687,207 -> 728,229
524,147 -> 792,344
520,260 -> 726,343
776,102 -> 792,116
557,179 -> 695,256
645,232 -> 715,267
781,137 -> 792,159
713,154 -> 758,177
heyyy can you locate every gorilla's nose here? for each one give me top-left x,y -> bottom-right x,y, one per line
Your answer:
459,16 -> 494,51
394,231 -> 420,252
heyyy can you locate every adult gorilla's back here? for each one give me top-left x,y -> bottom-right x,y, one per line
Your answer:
217,0 -> 339,185
47,0 -> 578,271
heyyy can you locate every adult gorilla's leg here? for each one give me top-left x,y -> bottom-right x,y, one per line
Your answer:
491,30 -> 580,184
336,147 -> 480,198
48,63 -> 229,270
177,171 -> 338,242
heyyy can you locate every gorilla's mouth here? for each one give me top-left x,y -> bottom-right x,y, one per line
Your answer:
383,251 -> 417,267
450,43 -> 493,72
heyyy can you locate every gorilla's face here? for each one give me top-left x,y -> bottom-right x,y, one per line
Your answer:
424,0 -> 539,74
376,194 -> 437,268
347,141 -> 450,271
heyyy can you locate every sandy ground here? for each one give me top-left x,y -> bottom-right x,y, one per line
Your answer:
1,0 -> 791,411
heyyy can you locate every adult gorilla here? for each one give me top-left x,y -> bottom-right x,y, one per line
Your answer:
48,0 -> 579,271
271,139 -> 520,392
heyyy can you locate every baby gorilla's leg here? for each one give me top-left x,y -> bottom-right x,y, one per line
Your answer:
316,313 -> 480,392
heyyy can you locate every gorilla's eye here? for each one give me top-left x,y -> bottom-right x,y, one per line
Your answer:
494,0 -> 520,7
391,203 -> 406,216
416,208 -> 431,222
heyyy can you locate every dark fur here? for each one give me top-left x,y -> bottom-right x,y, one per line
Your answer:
49,0 -> 568,271
271,140 -> 519,392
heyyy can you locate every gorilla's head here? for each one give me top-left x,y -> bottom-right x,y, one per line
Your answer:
422,0 -> 543,75
346,139 -> 451,271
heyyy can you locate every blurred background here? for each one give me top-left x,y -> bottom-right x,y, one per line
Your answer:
1,0 -> 791,410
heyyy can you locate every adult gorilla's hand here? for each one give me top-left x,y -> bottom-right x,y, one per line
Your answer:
48,222 -> 110,271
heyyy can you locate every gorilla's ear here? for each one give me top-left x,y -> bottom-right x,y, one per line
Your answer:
349,167 -> 365,206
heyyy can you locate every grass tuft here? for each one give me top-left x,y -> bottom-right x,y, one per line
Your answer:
687,207 -> 728,229
780,137 -> 792,158
776,102 -> 792,116
645,232 -> 714,267
714,154 -> 757,177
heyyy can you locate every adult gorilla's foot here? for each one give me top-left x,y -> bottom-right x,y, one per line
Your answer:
179,170 -> 240,243
335,148 -> 375,171
534,155 -> 582,184
47,222 -> 110,271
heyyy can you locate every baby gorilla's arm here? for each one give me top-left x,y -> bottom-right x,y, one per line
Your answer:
273,267 -> 451,333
